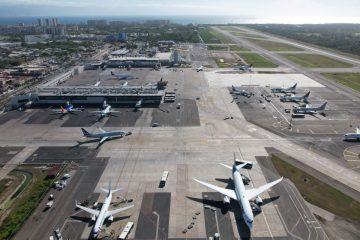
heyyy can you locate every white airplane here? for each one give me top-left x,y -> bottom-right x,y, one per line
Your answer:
93,81 -> 101,87
135,98 -> 143,109
193,161 -> 283,230
89,101 -> 119,121
110,71 -> 134,80
271,83 -> 297,93
280,91 -> 310,103
196,66 -> 203,72
344,127 -> 360,141
293,102 -> 327,114
75,183 -> 134,238
81,127 -> 132,146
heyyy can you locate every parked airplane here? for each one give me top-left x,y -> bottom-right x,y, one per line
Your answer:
280,91 -> 310,103
236,63 -> 252,72
231,85 -> 253,97
271,83 -> 297,93
196,66 -> 203,72
52,101 -> 84,117
135,98 -> 143,109
89,101 -> 119,121
110,71 -> 134,80
81,128 -> 132,146
344,127 -> 360,141
76,182 -> 134,238
17,93 -> 33,111
93,81 -> 101,87
193,161 -> 283,230
293,102 -> 327,114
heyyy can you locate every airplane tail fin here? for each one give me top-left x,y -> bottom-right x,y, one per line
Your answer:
357,127 -> 360,134
249,64 -> 253,68
303,91 -> 310,98
234,162 -> 248,172
81,128 -> 91,137
292,83 -> 297,89
111,71 -> 114,75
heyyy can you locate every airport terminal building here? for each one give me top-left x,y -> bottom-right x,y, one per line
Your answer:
10,85 -> 164,108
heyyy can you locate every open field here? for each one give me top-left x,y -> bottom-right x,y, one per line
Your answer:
249,39 -> 304,51
199,27 -> 234,44
229,45 -> 247,51
281,54 -> 353,68
322,73 -> 360,92
237,52 -> 278,68
230,31 -> 267,39
214,59 -> 233,68
271,155 -> 360,223
218,26 -> 242,32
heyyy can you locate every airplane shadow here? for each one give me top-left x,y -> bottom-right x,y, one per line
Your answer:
187,195 -> 280,240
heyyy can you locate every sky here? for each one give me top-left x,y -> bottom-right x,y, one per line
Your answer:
1,0 -> 360,23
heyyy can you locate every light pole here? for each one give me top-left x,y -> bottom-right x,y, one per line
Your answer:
153,211 -> 160,240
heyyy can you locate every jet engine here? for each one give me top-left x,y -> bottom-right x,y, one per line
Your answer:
255,196 -> 263,205
223,196 -> 230,205
108,215 -> 114,221
91,215 -> 96,222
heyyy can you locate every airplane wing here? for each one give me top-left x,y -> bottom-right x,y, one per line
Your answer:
245,177 -> 283,200
76,203 -> 100,216
193,178 -> 237,200
51,110 -> 64,113
99,128 -> 106,133
219,163 -> 232,170
105,205 -> 134,219
100,136 -> 110,144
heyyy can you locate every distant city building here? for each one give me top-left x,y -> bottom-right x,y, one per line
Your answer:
37,18 -> 59,27
25,34 -> 51,44
105,32 -> 127,42
87,20 -> 107,27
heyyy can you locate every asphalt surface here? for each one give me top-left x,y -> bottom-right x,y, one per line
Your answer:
15,147 -> 108,240
0,146 -> 24,165
201,192 -> 236,240
0,110 -> 25,125
24,146 -> 93,165
104,108 -> 142,127
24,110 -> 61,124
134,192 -> 171,240
151,99 -> 200,127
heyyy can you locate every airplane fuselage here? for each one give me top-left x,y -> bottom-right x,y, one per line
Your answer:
87,131 -> 125,139
271,88 -> 295,93
93,192 -> 112,237
280,96 -> 306,102
233,170 -> 254,229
